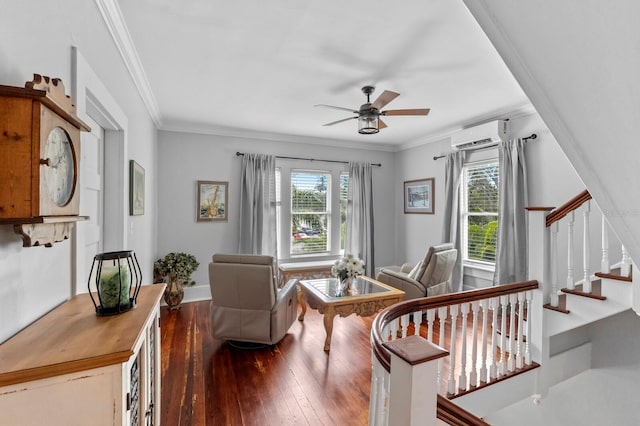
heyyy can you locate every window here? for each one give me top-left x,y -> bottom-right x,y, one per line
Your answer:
290,171 -> 330,255
462,161 -> 499,266
276,163 -> 348,260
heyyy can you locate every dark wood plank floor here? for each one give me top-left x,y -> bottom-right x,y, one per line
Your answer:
160,301 -> 376,426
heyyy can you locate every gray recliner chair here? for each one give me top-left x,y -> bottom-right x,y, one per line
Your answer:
376,243 -> 457,300
209,254 -> 298,345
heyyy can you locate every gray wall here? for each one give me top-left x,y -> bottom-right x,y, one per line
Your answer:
157,131 -> 396,301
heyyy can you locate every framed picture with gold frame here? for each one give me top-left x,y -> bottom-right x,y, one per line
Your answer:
197,181 -> 228,222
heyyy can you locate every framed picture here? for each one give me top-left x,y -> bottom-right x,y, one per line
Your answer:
197,181 -> 228,222
404,178 -> 434,214
129,160 -> 145,216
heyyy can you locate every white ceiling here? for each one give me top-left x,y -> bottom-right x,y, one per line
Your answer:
116,0 -> 531,149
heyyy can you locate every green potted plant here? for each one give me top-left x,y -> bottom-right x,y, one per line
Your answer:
154,252 -> 200,310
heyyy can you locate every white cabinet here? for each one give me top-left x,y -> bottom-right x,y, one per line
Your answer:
0,285 -> 164,426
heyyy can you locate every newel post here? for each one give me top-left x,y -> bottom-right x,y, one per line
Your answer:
383,336 -> 449,426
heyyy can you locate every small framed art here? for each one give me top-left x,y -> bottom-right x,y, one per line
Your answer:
129,160 -> 145,216
404,178 -> 434,214
197,181 -> 228,222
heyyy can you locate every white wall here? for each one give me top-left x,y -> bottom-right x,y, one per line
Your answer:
157,131 -> 396,301
0,0 -> 157,342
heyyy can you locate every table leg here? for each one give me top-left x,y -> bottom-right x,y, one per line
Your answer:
297,287 -> 307,321
323,307 -> 336,352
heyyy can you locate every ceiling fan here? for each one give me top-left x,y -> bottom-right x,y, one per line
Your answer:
315,86 -> 430,134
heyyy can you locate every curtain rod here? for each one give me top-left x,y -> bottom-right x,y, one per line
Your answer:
432,133 -> 538,160
235,152 -> 382,167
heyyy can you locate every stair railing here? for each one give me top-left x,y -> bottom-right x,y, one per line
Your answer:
369,280 -> 539,425
542,190 -> 631,310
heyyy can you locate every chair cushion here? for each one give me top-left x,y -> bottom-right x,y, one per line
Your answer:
415,243 -> 455,283
407,261 -> 422,280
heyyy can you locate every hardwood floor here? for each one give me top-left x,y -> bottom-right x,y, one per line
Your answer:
160,301 -> 376,425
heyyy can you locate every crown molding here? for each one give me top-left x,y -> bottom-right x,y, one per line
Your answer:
95,0 -> 162,127
159,122 -> 399,153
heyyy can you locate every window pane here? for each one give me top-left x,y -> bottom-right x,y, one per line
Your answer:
464,162 -> 499,264
467,215 -> 498,262
290,171 -> 330,255
340,173 -> 348,250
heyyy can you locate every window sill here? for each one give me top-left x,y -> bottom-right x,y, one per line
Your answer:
463,262 -> 495,281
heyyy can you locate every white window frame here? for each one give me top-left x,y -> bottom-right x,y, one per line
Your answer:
461,159 -> 499,271
276,160 -> 348,263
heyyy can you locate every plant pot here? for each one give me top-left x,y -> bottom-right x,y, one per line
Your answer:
164,275 -> 184,310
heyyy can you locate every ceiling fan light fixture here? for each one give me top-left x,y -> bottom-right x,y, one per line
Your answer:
358,114 -> 379,134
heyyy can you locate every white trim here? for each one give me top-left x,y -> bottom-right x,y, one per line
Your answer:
94,0 -> 162,127
72,47 -> 129,293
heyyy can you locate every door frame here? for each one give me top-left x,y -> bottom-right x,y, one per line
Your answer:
71,46 -> 129,294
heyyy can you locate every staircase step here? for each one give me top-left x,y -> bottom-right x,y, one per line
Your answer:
546,289 -> 630,336
598,275 -> 632,305
595,267 -> 632,282
543,293 -> 569,314
561,280 -> 606,300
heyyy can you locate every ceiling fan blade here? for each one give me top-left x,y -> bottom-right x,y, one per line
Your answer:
371,90 -> 400,110
315,104 -> 359,114
382,108 -> 430,116
378,118 -> 388,130
322,116 -> 357,126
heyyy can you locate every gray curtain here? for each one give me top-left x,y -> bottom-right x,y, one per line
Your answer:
441,151 -> 466,292
238,153 -> 277,256
345,162 -> 375,276
493,139 -> 528,285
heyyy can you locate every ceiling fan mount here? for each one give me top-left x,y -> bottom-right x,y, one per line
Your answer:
315,86 -> 430,134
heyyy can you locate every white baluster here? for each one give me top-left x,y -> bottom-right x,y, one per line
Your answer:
621,245 -> 632,277
601,215 -> 610,273
426,309 -> 436,342
583,200 -> 592,293
447,304 -> 459,395
525,291 -> 533,365
489,297 -> 499,380
458,303 -> 469,391
401,313 -> 410,338
437,306 -> 448,388
382,323 -> 390,342
550,222 -> 560,305
507,294 -> 517,372
413,309 -> 422,336
567,211 -> 575,290
516,292 -> 525,369
498,295 -> 508,376
469,301 -> 480,388
389,320 -> 398,342
479,299 -> 489,383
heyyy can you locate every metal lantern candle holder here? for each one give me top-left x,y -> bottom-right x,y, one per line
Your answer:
88,250 -> 142,316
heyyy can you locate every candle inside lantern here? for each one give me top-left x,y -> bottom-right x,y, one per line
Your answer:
99,264 -> 130,309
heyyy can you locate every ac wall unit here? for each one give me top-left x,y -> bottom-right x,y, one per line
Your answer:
451,120 -> 508,151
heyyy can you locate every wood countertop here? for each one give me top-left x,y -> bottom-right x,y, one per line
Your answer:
0,284 -> 165,387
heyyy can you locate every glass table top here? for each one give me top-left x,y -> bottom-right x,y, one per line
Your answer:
300,276 -> 392,300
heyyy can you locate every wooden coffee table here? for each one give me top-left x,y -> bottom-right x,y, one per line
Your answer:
297,276 -> 405,351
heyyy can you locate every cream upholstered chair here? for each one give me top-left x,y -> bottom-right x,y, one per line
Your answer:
209,254 -> 298,346
376,243 -> 457,300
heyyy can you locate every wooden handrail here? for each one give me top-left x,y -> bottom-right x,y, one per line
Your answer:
437,395 -> 490,426
370,280 -> 539,372
545,189 -> 591,227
